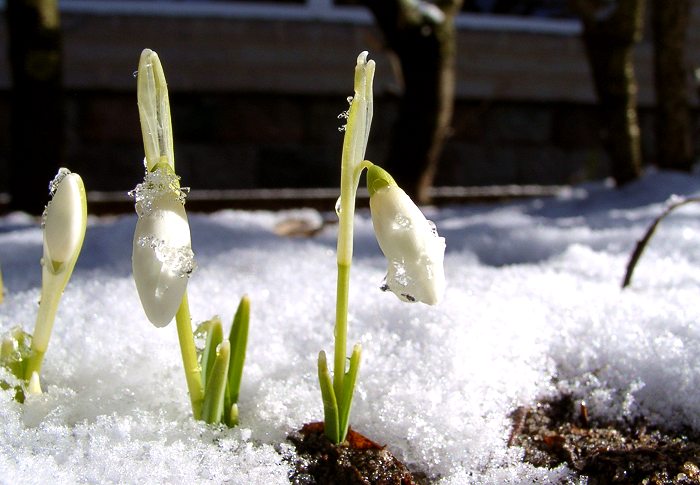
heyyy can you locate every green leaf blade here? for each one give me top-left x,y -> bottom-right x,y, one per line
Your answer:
201,340 -> 230,424
317,350 -> 340,443
338,343 -> 361,443
226,295 -> 250,409
200,317 -> 223,389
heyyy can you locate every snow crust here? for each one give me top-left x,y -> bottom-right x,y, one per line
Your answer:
2,170 -> 700,484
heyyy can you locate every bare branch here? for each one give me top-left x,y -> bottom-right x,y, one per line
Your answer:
622,196 -> 700,288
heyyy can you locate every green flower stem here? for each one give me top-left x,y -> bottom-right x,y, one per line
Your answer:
24,266 -> 69,380
332,113 -> 373,403
175,292 -> 204,419
333,262 -> 351,398
324,52 -> 375,443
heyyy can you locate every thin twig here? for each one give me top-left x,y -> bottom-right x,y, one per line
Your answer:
622,196 -> 700,288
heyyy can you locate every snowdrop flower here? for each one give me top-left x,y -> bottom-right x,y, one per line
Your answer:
23,168 -> 87,381
132,166 -> 195,327
367,165 -> 446,305
131,48 -> 195,328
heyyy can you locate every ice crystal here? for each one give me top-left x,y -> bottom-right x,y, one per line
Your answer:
48,168 -> 71,197
136,235 -> 196,280
41,168 -> 74,229
129,163 -> 190,218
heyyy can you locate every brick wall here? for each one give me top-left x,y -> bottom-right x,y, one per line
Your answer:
1,9 -> 699,196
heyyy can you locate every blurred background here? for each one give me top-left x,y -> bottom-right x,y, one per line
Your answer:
1,0 -> 700,213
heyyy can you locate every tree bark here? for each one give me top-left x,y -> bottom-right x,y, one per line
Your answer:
6,0 -> 64,214
361,0 -> 462,203
651,0 -> 692,172
570,0 -> 645,186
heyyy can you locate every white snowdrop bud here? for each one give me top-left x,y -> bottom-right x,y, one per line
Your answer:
367,165 -> 446,305
43,169 -> 87,274
132,167 -> 195,327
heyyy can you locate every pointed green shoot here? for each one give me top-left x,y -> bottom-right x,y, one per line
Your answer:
137,48 -> 174,172
318,350 -> 340,443
200,317 -> 224,389
228,403 -> 239,427
201,340 -> 230,424
224,295 -> 249,426
338,343 -> 361,442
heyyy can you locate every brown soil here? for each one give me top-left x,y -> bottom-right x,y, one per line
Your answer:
510,394 -> 700,484
287,422 -> 431,485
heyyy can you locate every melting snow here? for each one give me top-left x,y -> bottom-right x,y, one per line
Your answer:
1,170 -> 700,483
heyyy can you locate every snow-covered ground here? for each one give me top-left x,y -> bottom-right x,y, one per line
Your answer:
1,170 -> 700,484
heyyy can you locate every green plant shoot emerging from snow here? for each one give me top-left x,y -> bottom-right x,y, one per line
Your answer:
131,49 -> 248,426
1,168 -> 87,398
318,52 -> 446,444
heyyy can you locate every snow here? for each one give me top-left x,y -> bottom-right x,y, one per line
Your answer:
2,170 -> 700,484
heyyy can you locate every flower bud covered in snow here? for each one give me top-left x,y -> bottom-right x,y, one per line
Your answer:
132,164 -> 195,327
42,168 -> 87,275
137,48 -> 173,173
132,49 -> 195,328
367,165 -> 445,305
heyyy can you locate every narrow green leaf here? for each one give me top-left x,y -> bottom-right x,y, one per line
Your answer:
201,340 -> 230,424
226,295 -> 250,408
317,351 -> 340,443
200,317 -> 223,389
338,344 -> 361,443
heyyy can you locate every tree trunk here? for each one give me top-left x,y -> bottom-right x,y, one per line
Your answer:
6,0 -> 64,214
651,0 -> 692,172
570,0 -> 645,186
361,0 -> 462,203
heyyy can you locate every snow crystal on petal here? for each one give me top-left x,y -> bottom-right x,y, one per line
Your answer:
129,165 -> 190,218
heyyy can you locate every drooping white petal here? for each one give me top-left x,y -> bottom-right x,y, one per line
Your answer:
43,170 -> 87,272
370,185 -> 446,305
132,194 -> 195,327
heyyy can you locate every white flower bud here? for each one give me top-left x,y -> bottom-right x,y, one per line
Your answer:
133,49 -> 195,328
132,190 -> 195,327
368,166 -> 446,305
43,169 -> 87,274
